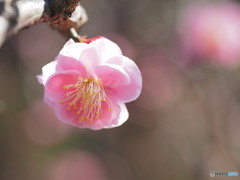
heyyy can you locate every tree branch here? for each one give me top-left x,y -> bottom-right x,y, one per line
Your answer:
0,0 -> 88,47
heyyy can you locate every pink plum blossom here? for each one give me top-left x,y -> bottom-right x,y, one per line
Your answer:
47,151 -> 107,180
37,37 -> 142,130
178,3 -> 240,67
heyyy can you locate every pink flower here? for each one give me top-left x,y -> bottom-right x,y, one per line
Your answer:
47,151 -> 107,180
37,37 -> 142,130
178,3 -> 240,67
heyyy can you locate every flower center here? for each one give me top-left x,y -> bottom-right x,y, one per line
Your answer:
58,77 -> 112,124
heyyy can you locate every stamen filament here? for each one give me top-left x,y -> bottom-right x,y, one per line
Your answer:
58,77 -> 112,124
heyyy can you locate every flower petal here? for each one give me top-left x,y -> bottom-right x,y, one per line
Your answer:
104,103 -> 129,129
95,63 -> 130,88
45,70 -> 81,102
83,100 -> 121,130
90,38 -> 123,63
55,98 -> 123,130
59,42 -> 100,73
95,99 -> 123,129
60,40 -> 89,58
109,56 -> 142,103
55,102 -> 79,126
64,38 -> 75,46
38,60 -> 57,85
56,55 -> 87,77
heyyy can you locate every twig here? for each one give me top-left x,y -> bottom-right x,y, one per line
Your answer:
0,0 -> 88,47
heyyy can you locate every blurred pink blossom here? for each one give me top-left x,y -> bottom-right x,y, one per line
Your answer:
37,37 -> 142,130
178,3 -> 240,67
47,151 -> 107,180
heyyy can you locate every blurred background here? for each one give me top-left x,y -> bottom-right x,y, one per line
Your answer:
1,0 -> 240,179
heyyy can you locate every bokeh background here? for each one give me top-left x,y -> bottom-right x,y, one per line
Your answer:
1,0 -> 240,179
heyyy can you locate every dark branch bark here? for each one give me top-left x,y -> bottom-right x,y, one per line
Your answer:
50,4 -> 88,39
39,0 -> 80,24
0,0 -> 88,46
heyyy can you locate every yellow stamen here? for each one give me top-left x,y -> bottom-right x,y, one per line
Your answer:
59,77 -> 112,124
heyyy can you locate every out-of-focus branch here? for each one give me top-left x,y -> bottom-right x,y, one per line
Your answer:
0,0 -> 88,47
